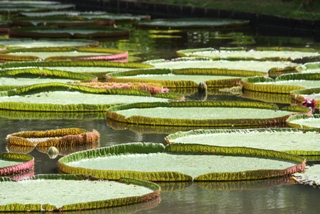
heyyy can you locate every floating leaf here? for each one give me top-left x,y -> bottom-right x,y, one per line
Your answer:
0,174 -> 160,211
106,101 -> 310,127
58,142 -> 306,181
176,47 -> 320,61
0,153 -> 34,176
293,165 -> 320,187
165,128 -> 320,157
286,114 -> 320,129
290,87 -> 320,109
134,18 -> 249,29
6,128 -> 100,147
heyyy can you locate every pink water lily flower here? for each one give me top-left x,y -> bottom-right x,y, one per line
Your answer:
162,88 -> 169,93
302,98 -> 315,112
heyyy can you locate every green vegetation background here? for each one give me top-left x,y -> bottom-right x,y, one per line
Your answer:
143,0 -> 320,20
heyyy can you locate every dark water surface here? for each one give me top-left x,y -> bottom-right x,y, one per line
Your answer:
1,16 -> 320,213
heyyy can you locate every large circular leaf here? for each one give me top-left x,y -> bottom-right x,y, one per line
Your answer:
165,128 -> 320,156
58,142 -> 306,181
176,47 -> 320,61
106,101 -> 310,127
0,174 -> 160,212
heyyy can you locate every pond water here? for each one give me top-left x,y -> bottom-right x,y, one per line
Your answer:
1,11 -> 320,214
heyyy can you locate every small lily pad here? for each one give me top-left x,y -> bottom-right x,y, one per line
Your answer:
0,174 -> 160,212
0,153 -> 34,176
286,114 -> 320,129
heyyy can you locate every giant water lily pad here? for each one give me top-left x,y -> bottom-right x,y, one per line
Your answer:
9,26 -> 130,39
0,68 -> 96,90
176,47 -> 320,62
0,38 -> 99,49
165,128 -> 320,157
106,101 -> 310,127
0,82 -> 178,112
6,128 -> 100,147
0,153 -> 34,176
286,114 -> 320,129
19,11 -> 151,22
0,1 -> 75,13
293,165 -> 320,187
58,142 -> 306,181
0,174 -> 160,212
144,57 -> 297,74
296,62 -> 320,73
0,46 -> 128,62
241,75 -> 320,94
134,18 -> 249,29
9,16 -> 115,27
241,90 -> 292,104
107,68 -> 250,88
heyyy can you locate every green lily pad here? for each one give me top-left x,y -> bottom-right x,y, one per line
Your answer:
0,46 -> 128,62
293,165 -> 320,187
176,47 -> 320,61
19,11 -> 151,22
0,38 -> 99,49
0,1 -> 75,13
0,68 -> 96,90
9,16 -> 115,27
165,128 -> 320,156
290,87 -> 320,109
134,18 -> 249,29
6,128 -> 100,147
0,174 -> 160,212
106,101 -> 310,127
145,57 -> 297,74
9,26 -> 130,39
241,90 -> 292,104
58,142 -> 306,181
286,114 -> 320,129
0,82 -> 175,112
0,153 -> 34,176
296,62 -> 320,73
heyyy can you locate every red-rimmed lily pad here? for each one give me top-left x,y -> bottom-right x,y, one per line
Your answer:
58,142 -> 306,181
0,153 -> 34,176
0,46 -> 129,62
134,18 -> 249,30
9,26 -> 130,39
286,114 -> 320,129
0,174 -> 160,212
106,101 -> 310,127
165,128 -> 320,157
176,47 -> 320,62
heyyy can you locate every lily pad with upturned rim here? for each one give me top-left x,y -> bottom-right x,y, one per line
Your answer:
0,46 -> 129,62
164,128 -> 320,157
0,174 -> 160,212
134,18 -> 249,30
293,164 -> 320,187
58,142 -> 306,181
286,114 -> 320,129
176,47 -> 320,62
106,101 -> 310,127
6,128 -> 100,148
0,38 -> 99,49
9,26 -> 130,39
290,87 -> 320,109
0,82 -> 179,112
0,153 -> 34,176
